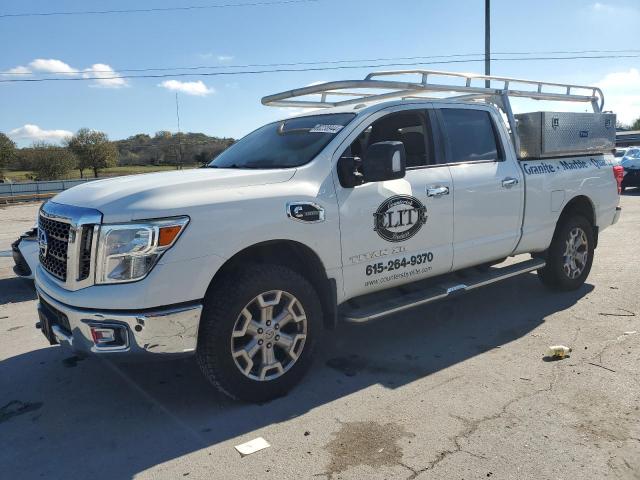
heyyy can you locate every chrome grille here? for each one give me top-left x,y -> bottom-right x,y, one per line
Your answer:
39,215 -> 71,281
38,202 -> 102,290
78,227 -> 94,281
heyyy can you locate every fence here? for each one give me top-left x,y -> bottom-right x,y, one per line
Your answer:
0,178 -> 96,200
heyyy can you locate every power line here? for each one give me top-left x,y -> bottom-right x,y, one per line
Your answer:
0,0 -> 321,18
1,54 -> 639,84
3,49 -> 639,75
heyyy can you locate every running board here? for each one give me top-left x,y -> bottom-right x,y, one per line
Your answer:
340,257 -> 546,323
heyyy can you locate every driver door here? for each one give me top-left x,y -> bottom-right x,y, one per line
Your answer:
333,106 -> 454,300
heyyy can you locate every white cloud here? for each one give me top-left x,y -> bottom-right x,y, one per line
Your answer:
596,68 -> 640,125
8,124 -> 73,143
3,65 -> 31,76
197,53 -> 234,62
590,2 -> 638,17
29,58 -> 78,75
158,80 -> 214,96
82,63 -> 127,88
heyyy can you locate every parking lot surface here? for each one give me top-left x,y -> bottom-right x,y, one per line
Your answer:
1,197 -> 639,480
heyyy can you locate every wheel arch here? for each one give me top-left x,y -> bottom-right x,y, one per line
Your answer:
557,194 -> 598,247
205,240 -> 338,330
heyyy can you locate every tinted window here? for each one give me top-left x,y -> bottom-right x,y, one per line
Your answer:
440,109 -> 501,163
344,110 -> 434,167
209,113 -> 355,169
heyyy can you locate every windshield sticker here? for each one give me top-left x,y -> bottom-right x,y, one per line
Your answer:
309,124 -> 344,134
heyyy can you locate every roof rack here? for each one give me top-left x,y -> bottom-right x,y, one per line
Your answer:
261,69 -> 604,113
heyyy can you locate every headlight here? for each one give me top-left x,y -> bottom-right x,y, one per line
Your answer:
95,217 -> 189,284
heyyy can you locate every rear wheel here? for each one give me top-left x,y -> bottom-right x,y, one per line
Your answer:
537,215 -> 594,291
197,264 -> 321,402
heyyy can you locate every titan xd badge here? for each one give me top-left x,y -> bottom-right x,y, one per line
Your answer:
286,202 -> 325,223
373,195 -> 427,242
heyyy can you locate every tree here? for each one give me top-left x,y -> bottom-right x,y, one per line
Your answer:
31,142 -> 77,180
68,128 -> 118,178
0,132 -> 16,176
154,130 -> 172,139
632,117 -> 640,131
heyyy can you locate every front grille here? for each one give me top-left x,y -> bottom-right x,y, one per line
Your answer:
39,297 -> 71,334
78,227 -> 94,281
39,215 -> 71,281
38,202 -> 102,289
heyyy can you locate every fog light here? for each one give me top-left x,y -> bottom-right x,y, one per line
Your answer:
91,327 -> 115,344
89,324 -> 128,349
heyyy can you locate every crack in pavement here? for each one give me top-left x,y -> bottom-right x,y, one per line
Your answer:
403,368 -> 560,477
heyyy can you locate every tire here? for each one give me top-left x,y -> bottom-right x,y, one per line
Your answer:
537,215 -> 595,291
197,264 -> 322,402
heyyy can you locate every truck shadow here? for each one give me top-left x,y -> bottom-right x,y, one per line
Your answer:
0,273 -> 593,479
0,276 -> 37,304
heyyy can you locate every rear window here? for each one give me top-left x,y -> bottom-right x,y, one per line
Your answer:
209,113 -> 355,169
440,109 -> 501,163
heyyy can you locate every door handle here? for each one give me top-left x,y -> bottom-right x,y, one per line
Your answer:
426,185 -> 450,197
502,177 -> 519,188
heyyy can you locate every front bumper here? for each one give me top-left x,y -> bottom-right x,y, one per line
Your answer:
36,287 -> 202,358
12,239 -> 32,278
622,169 -> 640,187
12,237 -> 38,279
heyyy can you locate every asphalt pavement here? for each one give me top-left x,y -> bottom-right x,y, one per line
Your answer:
1,196 -> 638,480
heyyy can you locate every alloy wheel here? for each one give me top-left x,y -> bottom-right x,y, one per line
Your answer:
230,290 -> 307,381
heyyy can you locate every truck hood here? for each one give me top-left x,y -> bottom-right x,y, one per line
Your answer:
53,168 -> 296,222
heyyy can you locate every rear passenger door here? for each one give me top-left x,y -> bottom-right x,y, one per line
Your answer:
435,105 -> 524,270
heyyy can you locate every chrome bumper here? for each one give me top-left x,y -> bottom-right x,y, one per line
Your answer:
36,287 -> 202,358
612,206 -> 622,225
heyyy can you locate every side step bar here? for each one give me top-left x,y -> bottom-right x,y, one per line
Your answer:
340,257 -> 546,323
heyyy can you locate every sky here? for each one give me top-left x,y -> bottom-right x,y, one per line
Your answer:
1,0 -> 639,147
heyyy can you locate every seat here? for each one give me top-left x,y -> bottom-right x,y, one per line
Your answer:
400,131 -> 427,167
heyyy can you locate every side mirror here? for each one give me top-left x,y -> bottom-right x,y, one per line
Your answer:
337,141 -> 406,188
361,141 -> 406,183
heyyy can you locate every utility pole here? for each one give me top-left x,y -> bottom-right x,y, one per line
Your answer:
175,92 -> 182,170
485,0 -> 491,88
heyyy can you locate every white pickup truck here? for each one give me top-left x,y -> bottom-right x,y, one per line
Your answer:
34,70 -> 622,401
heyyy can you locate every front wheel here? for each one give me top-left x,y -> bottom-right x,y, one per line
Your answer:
537,215 -> 594,291
197,264 -> 322,402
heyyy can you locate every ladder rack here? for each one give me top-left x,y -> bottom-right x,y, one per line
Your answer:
261,69 -> 604,113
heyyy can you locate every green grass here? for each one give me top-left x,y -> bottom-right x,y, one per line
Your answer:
4,164 -> 198,183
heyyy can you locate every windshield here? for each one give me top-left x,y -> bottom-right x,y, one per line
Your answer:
209,113 -> 355,169
624,149 -> 640,159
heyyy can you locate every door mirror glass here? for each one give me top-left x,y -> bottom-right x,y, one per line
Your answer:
362,141 -> 406,183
